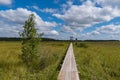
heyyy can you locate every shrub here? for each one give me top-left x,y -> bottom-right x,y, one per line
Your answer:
19,14 -> 43,70
77,43 -> 88,48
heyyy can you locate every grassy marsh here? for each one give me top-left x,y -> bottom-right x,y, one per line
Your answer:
0,41 -> 69,80
74,42 -> 120,80
0,41 -> 120,80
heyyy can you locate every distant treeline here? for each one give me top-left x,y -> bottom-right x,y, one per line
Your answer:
0,37 -> 119,42
0,37 -> 56,41
82,40 -> 119,42
56,40 -> 120,42
0,37 -> 21,41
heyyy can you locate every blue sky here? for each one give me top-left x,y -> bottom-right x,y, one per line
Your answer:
0,0 -> 120,40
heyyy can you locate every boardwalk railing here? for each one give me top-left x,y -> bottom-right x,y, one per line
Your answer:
58,43 -> 80,80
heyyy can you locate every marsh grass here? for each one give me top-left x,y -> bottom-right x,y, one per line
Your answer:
76,43 -> 88,48
1,41 -> 120,80
0,41 -> 69,80
74,42 -> 120,80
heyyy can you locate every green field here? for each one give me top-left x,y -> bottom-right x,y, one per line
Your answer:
74,42 -> 120,80
0,41 -> 69,80
0,41 -> 120,80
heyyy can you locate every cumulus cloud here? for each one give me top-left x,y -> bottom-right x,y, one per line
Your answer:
54,0 -> 120,31
52,0 -> 120,39
0,8 -> 32,24
60,1 -> 73,13
32,6 -> 58,13
40,8 -> 58,13
0,0 -> 12,5
96,24 -> 120,35
51,30 -> 59,35
61,25 -> 77,36
44,30 -> 59,36
81,24 -> 120,40
94,0 -> 120,8
0,8 -> 58,37
1,0 -> 120,40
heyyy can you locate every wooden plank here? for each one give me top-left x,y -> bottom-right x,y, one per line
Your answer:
58,43 -> 80,80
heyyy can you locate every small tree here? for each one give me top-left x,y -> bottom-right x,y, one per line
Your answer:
19,14 -> 42,70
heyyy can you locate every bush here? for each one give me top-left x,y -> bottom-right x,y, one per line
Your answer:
19,14 -> 43,71
77,43 -> 88,48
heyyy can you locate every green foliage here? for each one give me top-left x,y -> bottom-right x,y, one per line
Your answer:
19,14 -> 42,70
76,43 -> 88,48
1,41 -> 120,80
74,42 -> 120,80
0,41 -> 68,80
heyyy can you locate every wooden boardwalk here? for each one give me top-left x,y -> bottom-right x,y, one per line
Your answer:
58,43 -> 80,80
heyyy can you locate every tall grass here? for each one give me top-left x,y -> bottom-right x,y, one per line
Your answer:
0,41 -> 69,80
74,42 -> 120,80
1,41 -> 119,80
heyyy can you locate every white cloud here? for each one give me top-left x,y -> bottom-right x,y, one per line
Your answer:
52,0 -> 120,39
42,30 -> 59,36
81,24 -> 120,40
54,0 -> 120,31
0,0 -> 12,5
50,30 -> 59,35
1,0 -> 120,40
60,1 -> 73,13
32,6 -> 58,13
96,24 -> 120,34
95,0 -> 120,8
40,8 -> 57,13
41,30 -> 59,39
0,8 -> 58,37
61,25 -> 77,36
32,6 -> 39,10
0,8 -> 32,24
